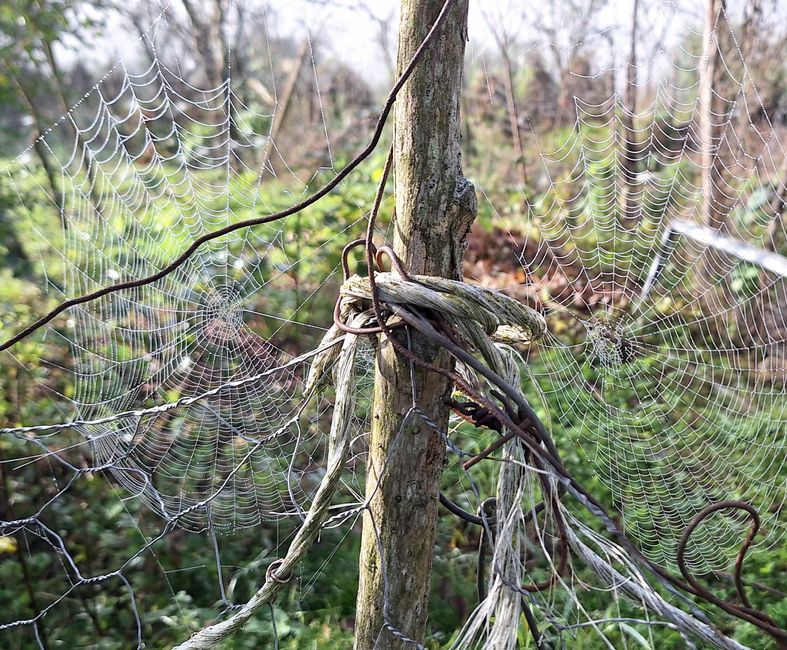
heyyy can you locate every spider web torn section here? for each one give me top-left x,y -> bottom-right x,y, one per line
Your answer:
467,1 -> 786,573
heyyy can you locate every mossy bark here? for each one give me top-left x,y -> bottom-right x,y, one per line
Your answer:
353,1 -> 476,648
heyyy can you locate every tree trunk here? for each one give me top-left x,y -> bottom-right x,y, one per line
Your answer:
621,0 -> 640,227
495,33 -> 527,191
259,40 -> 310,179
0,210 -> 33,278
41,36 -> 105,218
699,0 -> 726,229
12,77 -> 65,229
354,2 -> 476,649
741,0 -> 762,60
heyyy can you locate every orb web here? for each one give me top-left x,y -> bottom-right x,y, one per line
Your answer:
472,1 -> 787,573
3,27 -> 373,533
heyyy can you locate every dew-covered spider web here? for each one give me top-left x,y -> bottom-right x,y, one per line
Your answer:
0,0 -> 785,647
3,9 -> 379,534
1,6 -> 382,644
470,0 -> 787,576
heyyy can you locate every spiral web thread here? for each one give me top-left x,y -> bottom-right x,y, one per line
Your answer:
0,0 -> 785,647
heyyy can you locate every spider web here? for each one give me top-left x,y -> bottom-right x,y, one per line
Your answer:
0,3 -> 382,633
470,0 -> 787,574
0,0 -> 785,647
2,5 -> 373,535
